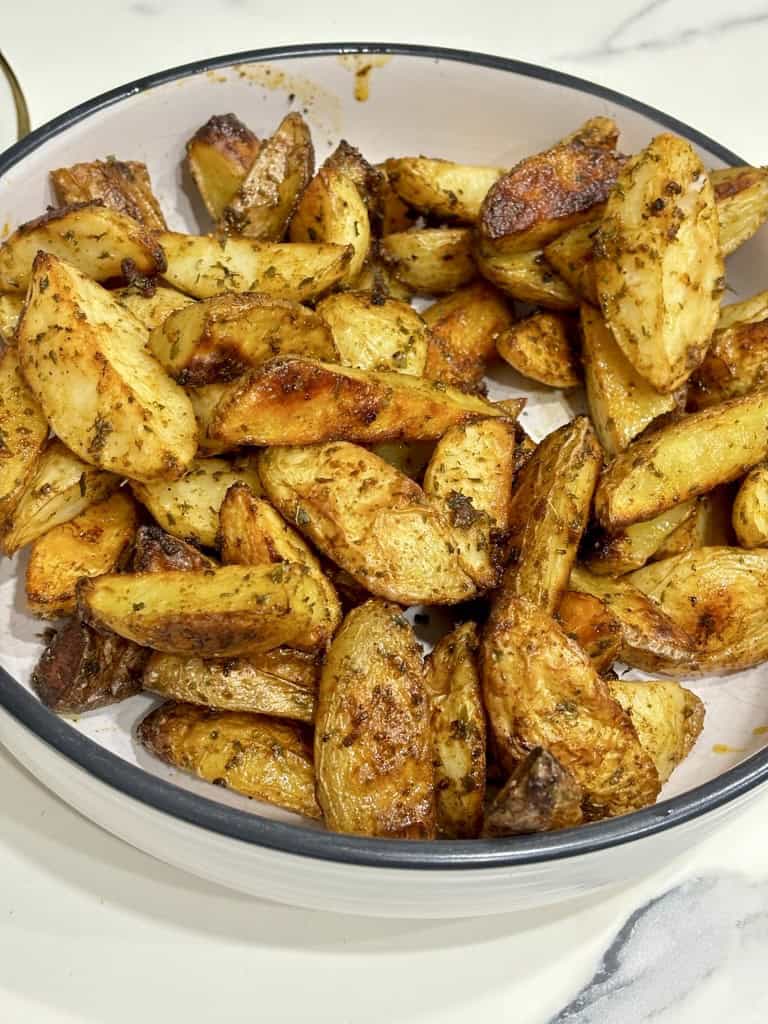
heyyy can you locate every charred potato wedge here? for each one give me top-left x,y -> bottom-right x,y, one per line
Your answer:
556,590 -> 622,673
474,242 -> 578,309
131,524 -> 217,572
289,164 -> 370,283
185,113 -> 261,221
496,311 -> 581,389
379,228 -> 476,294
115,284 -> 195,331
583,500 -> 697,576
384,157 -> 503,223
138,702 -> 321,818
315,291 -> 428,374
543,219 -> 600,305
689,317 -> 768,410
422,281 -> 512,387
733,464 -> 768,548
50,158 -> 167,229
712,165 -> 768,256
482,748 -> 583,836
315,600 -> 435,838
0,344 -> 49,523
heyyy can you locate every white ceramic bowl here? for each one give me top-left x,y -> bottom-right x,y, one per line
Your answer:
1,43 -> 767,919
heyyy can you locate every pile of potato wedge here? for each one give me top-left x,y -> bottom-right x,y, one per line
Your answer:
2,107 -> 768,841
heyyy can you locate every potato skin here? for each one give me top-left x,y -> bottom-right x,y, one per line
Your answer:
50,159 -> 167,230
733,465 -> 768,548
496,312 -> 581,389
131,525 -> 217,573
315,291 -> 428,375
186,113 -> 261,221
556,590 -> 622,673
315,600 -> 435,838
0,343 -> 49,524
474,242 -> 578,309
422,281 -> 512,387
138,702 -> 321,819
379,228 -> 476,294
688,317 -> 768,411
482,748 -> 583,837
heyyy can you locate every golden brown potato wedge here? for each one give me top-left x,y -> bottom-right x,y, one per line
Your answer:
733,465 -> 768,548
629,546 -> 768,673
50,158 -> 167,230
130,456 -> 262,548
25,491 -> 138,618
0,203 -> 166,291
496,311 -> 580,389
718,290 -> 768,331
0,344 -> 49,523
158,231 -> 353,301
78,562 -> 336,657
384,157 -> 503,224
543,219 -> 599,305
315,291 -> 428,374
315,600 -> 435,838
289,164 -> 370,283
595,390 -> 768,530
379,228 -> 476,294
556,590 -> 622,673
208,357 -> 504,448
150,292 -> 336,386
185,113 -> 261,221
583,500 -> 697,576
481,595 -> 659,819
219,112 -> 313,239
482,748 -> 583,837
423,417 -> 516,589
114,284 -> 195,332
0,294 -> 24,341
18,253 -> 197,482
187,382 -> 231,456
2,440 -> 119,555
422,281 -> 512,387
688,317 -> 768,410
259,442 -> 476,605
580,304 -> 678,456
712,165 -> 768,256
425,622 -> 486,838
607,678 -> 704,784
653,489 -> 732,559
474,242 -> 578,309
595,133 -> 723,393
131,524 -> 216,573
138,702 -> 321,818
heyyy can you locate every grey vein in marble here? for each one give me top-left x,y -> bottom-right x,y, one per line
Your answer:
549,874 -> 768,1023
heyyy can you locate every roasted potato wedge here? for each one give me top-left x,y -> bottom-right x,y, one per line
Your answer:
138,702 -> 321,818
0,344 -> 49,523
425,622 -> 486,838
583,500 -> 697,576
607,678 -> 704,784
158,231 -> 353,301
259,442 -> 476,605
482,748 -> 583,836
423,417 -> 516,589
653,489 -> 732,559
422,281 -> 512,387
379,228 -> 476,294
543,219 -> 599,305
712,165 -> 768,256
150,292 -> 336,386
496,311 -> 580,389
50,158 -> 167,230
78,563 -> 336,657
315,291 -> 428,374
481,595 -> 659,819
186,113 -> 261,221
383,157 -> 503,223
595,390 -> 768,530
689,317 -> 768,410
31,617 -> 148,713
208,357 -> 504,448
2,440 -> 119,555
25,491 -> 138,618
131,524 -> 217,572
0,294 -> 24,341
733,464 -> 768,548
187,383 -> 231,456
219,112 -> 313,239
595,133 -> 723,392
629,546 -> 768,673
718,290 -> 768,331
18,253 -> 197,482
0,202 -> 166,291
114,284 -> 195,332
315,600 -> 435,837
556,590 -> 622,673
324,141 -> 383,210
289,164 -> 370,283
474,242 -> 578,309
130,456 -> 262,548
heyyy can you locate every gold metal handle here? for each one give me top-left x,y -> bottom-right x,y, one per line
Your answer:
0,50 -> 30,140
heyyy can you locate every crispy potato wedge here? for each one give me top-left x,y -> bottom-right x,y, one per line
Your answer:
219,112 -> 313,239
595,390 -> 768,530
384,157 -> 503,224
0,344 -> 49,523
289,165 -> 370,283
315,600 -> 435,837
131,524 -> 216,572
139,702 -> 321,818
607,678 -> 704,784
425,622 -> 486,838
78,562 -> 336,657
18,253 -> 197,482
712,165 -> 768,256
629,546 -> 768,673
158,231 -> 353,301
0,294 -> 24,340
315,291 -> 428,374
595,134 -> 723,392
379,228 -> 476,294
479,118 -> 621,254
474,242 -> 578,309
209,357 -> 504,448
259,442 -> 476,605
422,281 -> 512,387
0,203 -> 166,291
2,440 -> 119,555
718,290 -> 768,331
31,617 -> 148,713
482,748 -> 583,836
481,596 -> 659,819
556,590 -> 622,673
186,113 -> 261,221
25,491 -> 138,618
583,499 -> 697,576
689,317 -> 768,410
501,417 -> 602,614
150,292 -> 336,386
653,489 -> 732,559
50,158 -> 167,230
187,382 -> 231,456
733,465 -> 768,548
543,219 -> 599,305
423,418 -> 516,589
114,284 -> 195,331
580,304 -> 678,456
130,456 -> 263,548
496,311 -> 580,389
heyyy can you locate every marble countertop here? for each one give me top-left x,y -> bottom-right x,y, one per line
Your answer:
1,2 -> 767,1021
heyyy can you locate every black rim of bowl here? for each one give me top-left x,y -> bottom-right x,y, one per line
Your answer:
0,42 -> 761,871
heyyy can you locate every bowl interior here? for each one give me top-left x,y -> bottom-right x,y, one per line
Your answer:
0,48 -> 766,842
